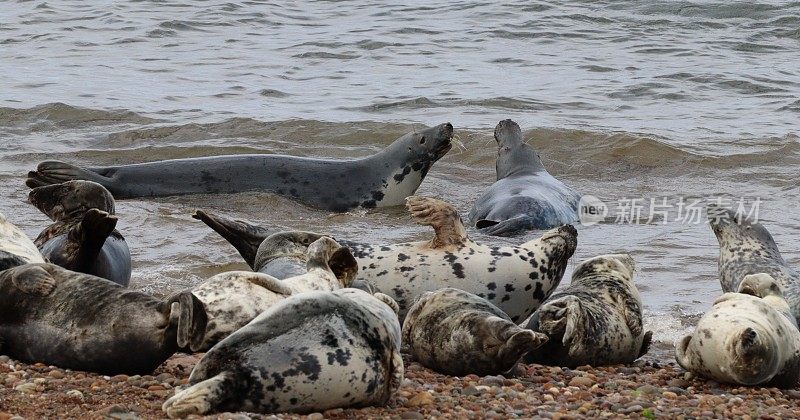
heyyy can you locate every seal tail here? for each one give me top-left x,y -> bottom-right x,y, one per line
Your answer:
475,215 -> 540,237
192,209 -> 271,269
26,161 -> 111,189
162,372 -> 233,419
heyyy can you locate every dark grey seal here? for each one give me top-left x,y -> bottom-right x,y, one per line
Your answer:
29,180 -> 132,286
26,123 -> 454,212
0,263 -> 207,375
468,119 -> 580,236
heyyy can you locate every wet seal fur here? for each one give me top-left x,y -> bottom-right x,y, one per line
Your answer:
162,288 -> 403,418
0,263 -> 207,375
468,119 -> 581,236
29,180 -> 131,286
402,288 -> 547,376
675,274 -> 800,387
190,236 -> 358,350
525,254 -> 652,367
0,212 -> 45,271
708,204 -> 800,324
27,123 -> 453,212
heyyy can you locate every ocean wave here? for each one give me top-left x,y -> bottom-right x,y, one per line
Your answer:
0,102 -> 159,129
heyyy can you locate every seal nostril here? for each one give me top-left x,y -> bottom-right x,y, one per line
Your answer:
419,137 -> 426,145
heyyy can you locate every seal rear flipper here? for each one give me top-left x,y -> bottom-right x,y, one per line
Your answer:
475,215 -> 539,237
11,265 -> 57,296
166,291 -> 209,352
163,372 -> 233,419
674,335 -> 693,371
192,210 -> 270,269
638,331 -> 653,359
26,161 -> 111,189
406,196 -> 468,247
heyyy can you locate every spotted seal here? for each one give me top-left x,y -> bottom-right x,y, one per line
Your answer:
402,288 -> 547,376
190,236 -> 358,350
26,123 -> 453,212
0,212 -> 45,271
161,288 -> 403,418
675,273 -> 800,387
708,204 -> 800,324
468,119 -> 580,236
525,254 -> 652,367
0,263 -> 207,374
28,180 -> 131,286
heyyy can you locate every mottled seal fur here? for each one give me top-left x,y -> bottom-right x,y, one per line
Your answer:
190,236 -> 358,350
29,180 -> 131,286
708,204 -> 800,324
469,119 -> 581,236
162,288 -> 403,418
402,288 -> 547,376
27,123 -> 453,212
675,274 -> 800,387
0,263 -> 207,375
0,212 -> 45,271
525,254 -> 652,367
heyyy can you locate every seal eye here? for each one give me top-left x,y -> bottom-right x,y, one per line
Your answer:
419,137 -> 426,145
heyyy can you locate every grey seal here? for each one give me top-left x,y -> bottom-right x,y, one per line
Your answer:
402,287 -> 548,376
27,123 -> 454,212
708,204 -> 800,324
0,212 -> 45,271
28,180 -> 131,286
0,263 -> 207,375
468,119 -> 580,236
161,288 -> 403,418
525,254 -> 652,367
676,274 -> 800,387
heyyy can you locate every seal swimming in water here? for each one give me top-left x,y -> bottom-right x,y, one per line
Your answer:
0,212 -> 45,271
525,254 -> 652,368
402,288 -> 548,376
708,204 -> 800,324
468,119 -> 580,236
190,236 -> 358,350
675,273 -> 800,387
28,180 -> 132,286
161,288 -> 403,418
0,263 -> 207,375
26,123 -> 454,212
192,196 -> 578,322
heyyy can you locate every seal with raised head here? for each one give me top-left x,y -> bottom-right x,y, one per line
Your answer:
162,288 -> 403,418
468,119 -> 581,236
525,254 -> 652,368
402,287 -> 548,376
0,212 -> 45,271
26,123 -> 454,212
0,263 -> 207,375
190,236 -> 358,350
675,273 -> 800,387
708,204 -> 800,324
28,180 -> 131,286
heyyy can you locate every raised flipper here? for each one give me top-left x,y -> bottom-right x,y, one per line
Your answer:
406,196 -> 467,248
537,296 -> 583,350
164,291 -> 209,352
245,272 -> 293,295
26,161 -> 111,189
476,215 -> 540,237
66,209 -> 117,272
192,210 -> 271,269
162,372 -> 232,419
638,331 -> 653,358
11,264 -> 57,296
674,335 -> 693,371
497,328 -> 548,365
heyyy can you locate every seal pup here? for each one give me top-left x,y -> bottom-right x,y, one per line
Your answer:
708,204 -> 800,324
28,180 -> 131,286
27,123 -> 454,212
161,288 -> 403,418
0,212 -> 45,271
675,274 -> 800,387
0,263 -> 207,375
402,288 -> 548,376
190,236 -> 358,350
468,119 -> 580,236
525,254 -> 652,367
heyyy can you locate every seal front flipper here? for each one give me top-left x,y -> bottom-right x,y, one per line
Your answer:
475,215 -> 539,237
67,209 -> 117,271
497,328 -> 548,366
26,161 -> 111,189
163,372 -> 233,419
406,196 -> 467,248
11,264 -> 57,295
638,331 -> 653,358
164,291 -> 208,352
245,272 -> 293,295
192,210 -> 270,268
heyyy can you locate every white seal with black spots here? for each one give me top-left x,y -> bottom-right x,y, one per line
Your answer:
0,212 -> 45,271
190,236 -> 357,350
162,288 -> 403,418
525,254 -> 653,368
402,287 -> 548,376
675,273 -> 800,387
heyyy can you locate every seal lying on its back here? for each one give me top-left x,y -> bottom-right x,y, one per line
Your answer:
29,181 -> 131,286
402,288 -> 548,376
26,123 -> 454,212
469,119 -> 580,236
0,212 -> 45,271
0,263 -> 207,375
708,204 -> 800,324
162,288 -> 403,418
525,254 -> 652,368
190,236 -> 358,350
676,274 -> 800,387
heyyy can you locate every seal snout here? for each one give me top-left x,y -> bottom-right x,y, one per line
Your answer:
493,119 -> 523,147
